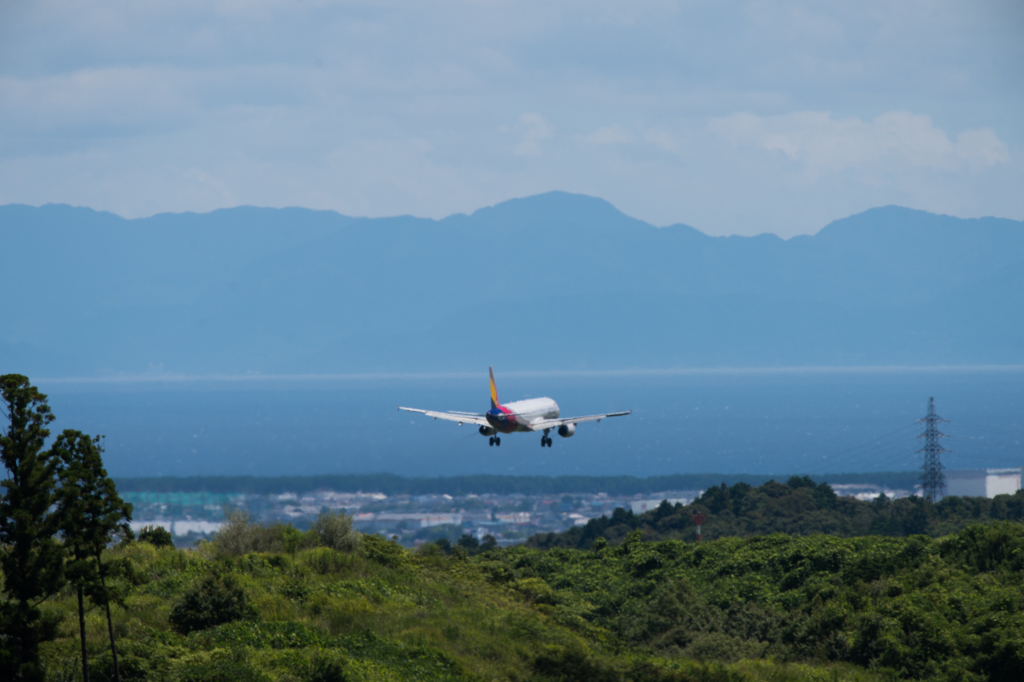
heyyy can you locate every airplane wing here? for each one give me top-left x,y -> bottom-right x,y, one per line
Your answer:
527,410 -> 632,431
398,406 -> 490,427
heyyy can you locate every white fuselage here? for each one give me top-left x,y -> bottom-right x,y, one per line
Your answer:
487,397 -> 559,433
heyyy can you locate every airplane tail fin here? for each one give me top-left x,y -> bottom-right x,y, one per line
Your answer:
489,366 -> 499,409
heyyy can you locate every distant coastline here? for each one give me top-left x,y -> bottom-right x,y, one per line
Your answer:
37,364 -> 1024,386
113,471 -> 923,495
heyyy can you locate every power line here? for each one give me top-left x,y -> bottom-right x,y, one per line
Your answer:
802,423 -> 919,471
803,435 -> 920,476
954,421 -> 1024,439
806,421 -> 916,459
957,438 -> 1019,450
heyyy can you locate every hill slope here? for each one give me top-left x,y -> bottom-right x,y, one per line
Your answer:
38,524 -> 1024,681
2,194 -> 1022,375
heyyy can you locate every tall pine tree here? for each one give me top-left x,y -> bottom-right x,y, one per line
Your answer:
0,375 -> 66,682
54,430 -> 133,682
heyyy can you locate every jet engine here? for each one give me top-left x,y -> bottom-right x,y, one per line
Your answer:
557,423 -> 576,438
479,425 -> 496,437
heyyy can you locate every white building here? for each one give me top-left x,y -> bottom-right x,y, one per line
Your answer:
630,498 -> 693,514
946,468 -> 1022,498
373,512 -> 463,528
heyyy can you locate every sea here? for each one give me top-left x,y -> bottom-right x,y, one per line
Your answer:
35,368 -> 1024,480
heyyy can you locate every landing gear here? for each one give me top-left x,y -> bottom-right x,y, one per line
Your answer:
489,437 -> 494,446
489,436 -> 501,447
541,430 -> 552,447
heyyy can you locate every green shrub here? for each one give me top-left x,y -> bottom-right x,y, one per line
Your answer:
416,542 -> 444,557
513,577 -> 558,605
177,650 -> 272,682
280,523 -> 307,554
137,524 -> 174,548
309,509 -> 361,553
169,573 -> 258,634
214,507 -> 286,555
361,534 -> 407,568
681,633 -> 768,663
193,621 -> 325,649
90,648 -> 152,682
302,547 -> 351,574
937,521 -> 1024,573
532,643 -> 619,682
306,657 -> 351,682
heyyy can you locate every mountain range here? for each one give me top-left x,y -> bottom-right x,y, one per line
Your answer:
2,192 -> 1022,377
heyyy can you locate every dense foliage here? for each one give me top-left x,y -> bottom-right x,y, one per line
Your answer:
528,476 -> 1024,549
168,573 -> 258,635
36,532 -> 893,682
496,523 -> 1024,681
138,525 -> 174,548
114,471 -> 923,496
214,508 -> 362,556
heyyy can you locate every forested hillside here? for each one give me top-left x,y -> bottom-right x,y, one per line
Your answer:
527,477 -> 1024,549
494,522 -> 1024,681
34,521 -> 1024,681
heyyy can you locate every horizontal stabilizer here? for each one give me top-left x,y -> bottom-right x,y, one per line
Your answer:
528,410 -> 632,431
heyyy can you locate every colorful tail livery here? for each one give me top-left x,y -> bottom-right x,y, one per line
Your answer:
399,368 -> 631,448
489,366 -> 499,409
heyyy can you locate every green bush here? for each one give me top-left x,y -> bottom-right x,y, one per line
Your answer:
306,657 -> 351,682
177,650 -> 272,682
309,509 -> 361,553
532,643 -> 619,682
169,573 -> 258,634
194,621 -> 325,649
361,534 -> 407,568
214,507 -> 286,555
137,524 -> 174,548
681,633 -> 768,663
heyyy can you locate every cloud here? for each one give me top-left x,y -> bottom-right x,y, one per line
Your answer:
644,129 -> 682,154
505,113 -> 553,156
0,1 -> 1020,236
708,110 -> 1010,177
584,124 -> 633,145
954,128 -> 1012,171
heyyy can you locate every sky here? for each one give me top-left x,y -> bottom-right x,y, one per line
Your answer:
0,1 -> 1021,237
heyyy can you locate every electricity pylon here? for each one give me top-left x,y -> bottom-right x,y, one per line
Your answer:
917,397 -> 949,502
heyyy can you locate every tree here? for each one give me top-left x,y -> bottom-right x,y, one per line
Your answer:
457,534 -> 480,552
0,375 -> 65,682
168,573 -> 256,635
138,524 -> 174,548
308,508 -> 360,552
54,430 -> 133,682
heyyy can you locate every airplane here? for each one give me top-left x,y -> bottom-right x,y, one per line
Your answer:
399,367 -> 631,447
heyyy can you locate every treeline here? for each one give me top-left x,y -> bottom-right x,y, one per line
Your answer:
528,476 -> 1024,549
1,375 -> 134,682
34,518 -> 897,682
114,471 -> 922,496
494,523 -> 1024,680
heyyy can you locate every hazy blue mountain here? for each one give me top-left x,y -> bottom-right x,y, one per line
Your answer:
2,192 -> 1022,377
